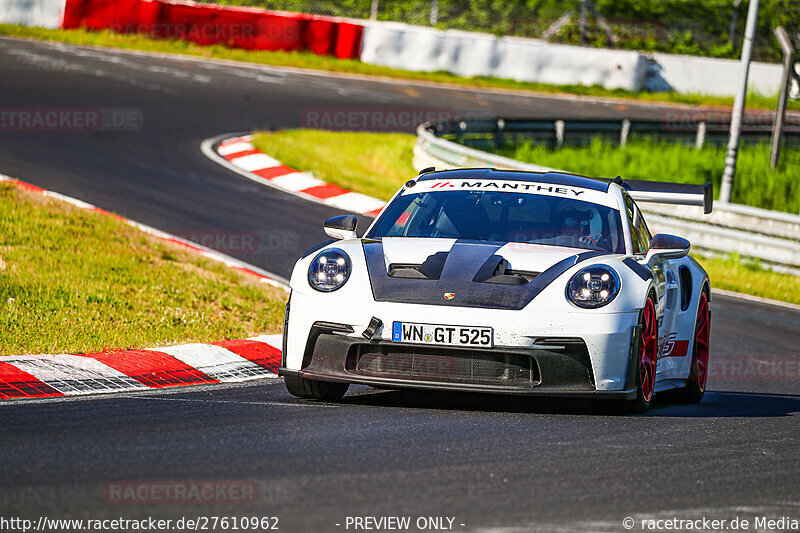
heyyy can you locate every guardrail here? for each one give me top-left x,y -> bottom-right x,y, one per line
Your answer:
414,121 -> 800,274
430,117 -> 800,150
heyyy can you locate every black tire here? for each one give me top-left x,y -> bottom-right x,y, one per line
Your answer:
621,295 -> 658,414
284,375 -> 349,401
670,289 -> 710,404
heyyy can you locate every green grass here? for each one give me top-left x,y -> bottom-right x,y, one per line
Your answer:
497,138 -> 800,214
694,254 -> 800,305
1,23 -> 797,112
252,130 -> 416,201
0,183 -> 286,355
251,128 -> 800,303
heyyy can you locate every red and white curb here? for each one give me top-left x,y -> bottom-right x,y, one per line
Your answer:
0,174 -> 289,290
0,335 -> 283,400
202,134 -> 386,217
1,173 -> 292,400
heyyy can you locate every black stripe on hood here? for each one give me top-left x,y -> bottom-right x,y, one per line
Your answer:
363,240 -> 608,310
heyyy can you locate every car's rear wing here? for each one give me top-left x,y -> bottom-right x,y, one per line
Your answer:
622,180 -> 713,214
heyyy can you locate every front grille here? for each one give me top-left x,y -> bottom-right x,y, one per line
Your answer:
347,345 -> 540,386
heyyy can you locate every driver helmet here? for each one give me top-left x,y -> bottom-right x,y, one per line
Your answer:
556,202 -> 603,243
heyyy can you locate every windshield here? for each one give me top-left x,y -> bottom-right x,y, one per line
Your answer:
367,190 -> 625,253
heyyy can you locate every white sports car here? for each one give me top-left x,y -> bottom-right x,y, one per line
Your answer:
279,168 -> 713,412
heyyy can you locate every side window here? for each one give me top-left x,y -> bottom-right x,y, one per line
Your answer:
636,207 -> 652,253
624,194 -> 644,254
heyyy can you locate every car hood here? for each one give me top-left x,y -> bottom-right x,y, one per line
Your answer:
379,238 -> 587,274
362,238 -> 612,310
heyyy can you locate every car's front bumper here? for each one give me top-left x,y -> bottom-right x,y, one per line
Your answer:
283,290 -> 642,394
279,322 -> 638,399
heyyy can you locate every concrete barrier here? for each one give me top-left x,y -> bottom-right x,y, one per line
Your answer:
360,21 -> 647,91
647,52 -> 785,97
0,0 -> 66,28
359,21 -> 792,98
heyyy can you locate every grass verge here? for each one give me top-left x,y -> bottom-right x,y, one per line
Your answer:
252,130 -> 416,201
252,128 -> 800,304
1,23 -> 797,112
0,183 -> 286,355
697,253 -> 800,306
497,138 -> 800,214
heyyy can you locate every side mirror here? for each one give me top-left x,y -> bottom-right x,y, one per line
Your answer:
645,233 -> 690,262
324,215 -> 358,240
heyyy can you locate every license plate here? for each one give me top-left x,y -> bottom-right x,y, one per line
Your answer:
392,322 -> 493,347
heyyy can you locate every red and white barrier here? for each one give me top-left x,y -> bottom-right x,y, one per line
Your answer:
61,0 -> 363,58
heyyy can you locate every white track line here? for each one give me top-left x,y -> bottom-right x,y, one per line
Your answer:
711,288 -> 800,311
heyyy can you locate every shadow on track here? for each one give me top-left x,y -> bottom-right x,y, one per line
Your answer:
653,390 -> 800,418
319,387 -> 800,417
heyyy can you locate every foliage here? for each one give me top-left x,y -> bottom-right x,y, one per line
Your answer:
497,138 -> 800,214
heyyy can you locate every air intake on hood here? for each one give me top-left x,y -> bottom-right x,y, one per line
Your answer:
473,255 -> 539,286
388,251 -> 448,280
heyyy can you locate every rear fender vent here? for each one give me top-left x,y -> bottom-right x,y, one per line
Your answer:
679,266 -> 693,311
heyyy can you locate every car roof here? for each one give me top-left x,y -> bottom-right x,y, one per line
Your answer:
416,168 -> 612,193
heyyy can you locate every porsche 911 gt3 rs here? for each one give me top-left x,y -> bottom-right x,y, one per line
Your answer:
279,168 -> 713,412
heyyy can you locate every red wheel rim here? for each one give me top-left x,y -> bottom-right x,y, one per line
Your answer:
695,292 -> 710,391
640,299 -> 658,403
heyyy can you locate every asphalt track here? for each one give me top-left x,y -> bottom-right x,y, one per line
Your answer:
1,37 -> 799,532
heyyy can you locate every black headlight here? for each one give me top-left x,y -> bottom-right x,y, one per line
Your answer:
567,265 -> 620,308
308,248 -> 351,292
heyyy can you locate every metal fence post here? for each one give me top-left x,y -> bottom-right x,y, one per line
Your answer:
720,0 -> 760,204
456,120 -> 466,145
620,119 -> 630,146
695,121 -> 707,149
494,118 -> 505,150
555,120 -> 565,149
728,0 -> 743,46
771,27 -> 796,169
370,0 -> 378,21
578,0 -> 588,44
430,0 -> 438,26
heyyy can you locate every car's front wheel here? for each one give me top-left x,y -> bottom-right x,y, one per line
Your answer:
284,375 -> 349,401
